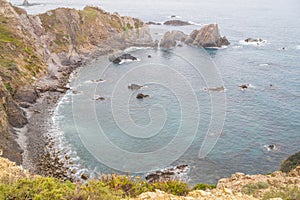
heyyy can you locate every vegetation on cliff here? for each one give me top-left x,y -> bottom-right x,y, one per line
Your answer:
0,157 -> 299,200
280,151 -> 300,173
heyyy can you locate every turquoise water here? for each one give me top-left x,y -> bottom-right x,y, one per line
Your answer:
11,0 -> 300,183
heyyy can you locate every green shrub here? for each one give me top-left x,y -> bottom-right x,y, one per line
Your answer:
242,181 -> 269,196
193,183 -> 216,190
152,180 -> 190,196
2,177 -> 75,200
4,82 -> 14,95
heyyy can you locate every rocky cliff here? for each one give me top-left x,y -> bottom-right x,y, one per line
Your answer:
0,0 -> 152,165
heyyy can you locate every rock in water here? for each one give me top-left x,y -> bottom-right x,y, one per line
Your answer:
22,0 -> 29,6
109,53 -> 138,64
185,23 -> 230,48
136,93 -> 149,99
145,164 -> 189,183
245,38 -> 263,43
128,83 -> 143,90
163,20 -> 192,26
160,30 -> 187,49
146,21 -> 161,25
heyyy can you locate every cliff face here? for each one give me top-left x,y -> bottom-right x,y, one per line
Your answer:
0,0 -> 148,164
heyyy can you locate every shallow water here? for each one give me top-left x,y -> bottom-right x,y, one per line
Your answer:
9,0 -> 300,183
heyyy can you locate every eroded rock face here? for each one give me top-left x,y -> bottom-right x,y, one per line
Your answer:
159,30 -> 187,49
185,23 -> 230,48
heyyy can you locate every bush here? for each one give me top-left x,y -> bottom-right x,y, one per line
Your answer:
241,181 -> 269,196
152,180 -> 190,196
1,177 -> 75,200
193,183 -> 216,190
263,186 -> 300,200
280,151 -> 300,173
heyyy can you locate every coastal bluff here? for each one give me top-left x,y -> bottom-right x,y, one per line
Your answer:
0,0 -> 154,166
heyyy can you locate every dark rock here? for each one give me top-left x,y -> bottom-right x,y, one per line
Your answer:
239,84 -> 249,89
170,15 -> 177,18
185,23 -> 230,48
148,55 -> 152,58
15,87 -> 39,104
109,53 -> 138,64
136,93 -> 149,99
245,38 -> 263,43
128,83 -> 143,90
160,30 -> 187,49
95,97 -> 105,101
177,44 -> 183,47
280,151 -> 300,173
81,173 -> 89,180
268,144 -> 275,150
146,21 -> 162,25
145,164 -> 189,183
19,103 -> 30,108
163,20 -> 192,26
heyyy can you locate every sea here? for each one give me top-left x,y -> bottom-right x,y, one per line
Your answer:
9,0 -> 300,184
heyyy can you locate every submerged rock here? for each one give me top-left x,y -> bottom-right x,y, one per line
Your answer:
163,20 -> 192,26
185,23 -> 230,48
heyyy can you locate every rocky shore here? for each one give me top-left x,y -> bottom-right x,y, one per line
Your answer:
0,0 -> 157,181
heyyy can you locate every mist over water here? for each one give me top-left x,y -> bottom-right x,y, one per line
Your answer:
10,0 -> 300,183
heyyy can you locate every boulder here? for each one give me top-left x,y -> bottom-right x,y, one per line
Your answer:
160,30 -> 187,49
185,23 -> 230,48
163,20 -> 192,26
15,87 -> 39,104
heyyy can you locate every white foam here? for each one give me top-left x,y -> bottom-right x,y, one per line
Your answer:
119,58 -> 141,65
296,45 -> 300,50
232,45 -> 243,49
205,45 -> 228,50
259,63 -> 270,67
124,46 -> 153,52
239,39 -> 267,46
188,21 -> 201,26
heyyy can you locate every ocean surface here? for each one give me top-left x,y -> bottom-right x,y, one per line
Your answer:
9,0 -> 300,183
